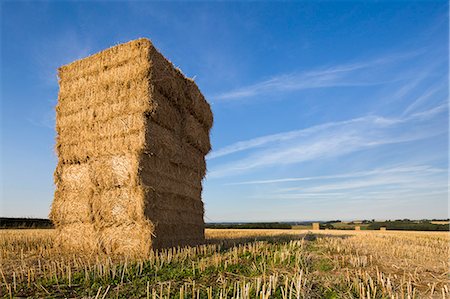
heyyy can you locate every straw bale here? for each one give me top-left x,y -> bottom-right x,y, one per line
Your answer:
144,188 -> 204,249
92,187 -> 145,224
88,154 -> 204,190
57,130 -> 145,163
57,113 -> 146,146
144,189 -> 204,213
58,39 -> 151,82
148,89 -> 184,134
148,45 -> 213,130
90,154 -> 139,188
56,77 -> 151,119
141,172 -> 202,200
184,79 -> 214,130
54,223 -> 99,253
98,222 -> 152,256
51,38 -> 211,256
152,223 -> 204,248
58,54 -> 149,98
50,189 -> 92,225
144,123 -> 207,173
184,113 -> 211,154
139,155 -> 203,189
54,162 -> 91,190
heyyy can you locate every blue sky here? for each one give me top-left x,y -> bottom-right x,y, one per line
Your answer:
1,1 -> 448,221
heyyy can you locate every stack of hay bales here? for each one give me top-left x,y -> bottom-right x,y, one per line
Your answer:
312,222 -> 320,230
50,38 -> 213,256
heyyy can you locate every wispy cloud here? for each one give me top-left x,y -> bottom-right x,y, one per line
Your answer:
243,164 -> 447,204
208,121 -> 344,160
214,51 -> 421,101
402,80 -> 447,116
207,104 -> 447,178
227,165 -> 445,185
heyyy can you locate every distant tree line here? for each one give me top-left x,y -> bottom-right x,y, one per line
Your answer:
367,220 -> 449,231
0,218 -> 54,229
205,222 -> 292,229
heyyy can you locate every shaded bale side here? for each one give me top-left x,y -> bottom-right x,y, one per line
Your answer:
183,112 -> 211,154
144,189 -> 204,211
145,207 -> 204,225
144,123 -> 207,173
139,155 -> 204,189
151,223 -> 205,249
148,45 -> 213,130
148,89 -> 184,134
184,79 -> 214,131
140,173 -> 202,200
143,190 -> 204,247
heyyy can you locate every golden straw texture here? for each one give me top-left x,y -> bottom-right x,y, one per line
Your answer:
50,38 -> 212,257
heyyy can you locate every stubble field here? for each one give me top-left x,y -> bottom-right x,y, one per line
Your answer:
0,229 -> 448,298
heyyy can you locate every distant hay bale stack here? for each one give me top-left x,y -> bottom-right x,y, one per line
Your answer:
312,222 -> 320,230
49,38 -> 213,256
355,226 -> 361,231
380,227 -> 387,231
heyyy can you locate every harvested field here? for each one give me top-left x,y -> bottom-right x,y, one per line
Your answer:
0,229 -> 448,298
50,38 -> 212,255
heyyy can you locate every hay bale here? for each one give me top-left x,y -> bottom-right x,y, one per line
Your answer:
312,222 -> 320,230
50,38 -> 212,256
355,226 -> 361,231
380,227 -> 387,231
54,223 -> 99,253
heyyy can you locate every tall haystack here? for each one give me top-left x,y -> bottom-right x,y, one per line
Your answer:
49,38 -> 213,256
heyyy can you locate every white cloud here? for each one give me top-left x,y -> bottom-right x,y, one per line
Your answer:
207,104 -> 447,178
214,51 -> 421,101
207,121 -> 347,160
402,80 -> 447,116
242,164 -> 447,205
227,165 -> 445,185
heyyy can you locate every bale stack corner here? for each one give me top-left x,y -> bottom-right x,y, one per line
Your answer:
49,38 -> 213,256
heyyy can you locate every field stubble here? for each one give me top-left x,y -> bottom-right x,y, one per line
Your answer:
0,229 -> 448,298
